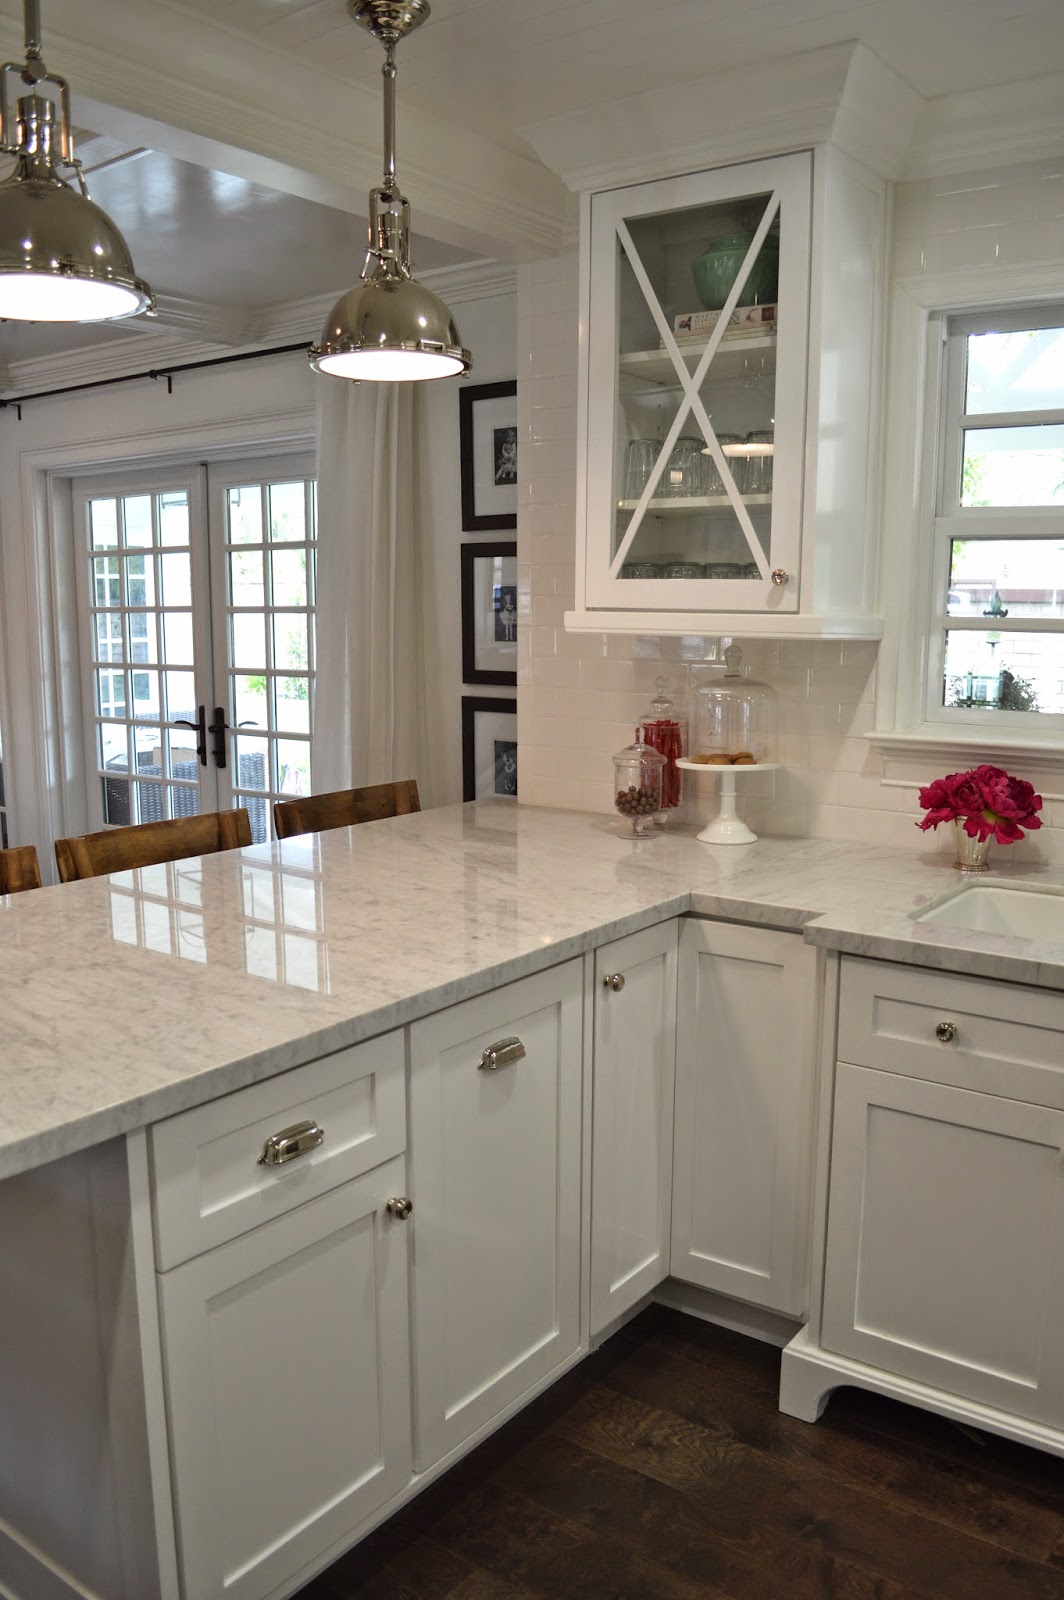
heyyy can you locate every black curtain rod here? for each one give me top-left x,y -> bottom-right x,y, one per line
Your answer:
0,341 -> 312,418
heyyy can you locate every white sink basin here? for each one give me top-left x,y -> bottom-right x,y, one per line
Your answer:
914,882 -> 1064,940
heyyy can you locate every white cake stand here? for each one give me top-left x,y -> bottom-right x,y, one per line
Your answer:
676,758 -> 781,845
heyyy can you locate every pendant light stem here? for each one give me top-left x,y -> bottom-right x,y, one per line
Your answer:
381,43 -> 397,194
23,0 -> 42,68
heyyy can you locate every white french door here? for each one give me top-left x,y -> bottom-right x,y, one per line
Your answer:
72,455 -> 316,845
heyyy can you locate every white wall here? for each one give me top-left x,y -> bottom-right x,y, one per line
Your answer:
518,155 -> 1064,864
0,285 -> 516,867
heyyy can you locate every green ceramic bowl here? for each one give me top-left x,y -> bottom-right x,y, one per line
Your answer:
691,232 -> 779,310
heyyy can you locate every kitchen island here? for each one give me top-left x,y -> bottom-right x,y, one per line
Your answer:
2,801 -> 1064,1600
4,799 -> 1063,1182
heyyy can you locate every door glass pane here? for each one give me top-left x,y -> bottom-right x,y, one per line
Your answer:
230,547 -> 264,606
163,610 -> 194,664
231,612 -> 266,670
272,612 -> 307,672
268,482 -> 306,541
961,425 -> 1064,506
613,189 -> 779,582
228,486 -> 263,544
270,548 -> 307,606
942,630 -> 1064,715
964,326 -> 1064,415
123,496 -> 153,547
947,539 -> 1064,618
90,499 -> 119,549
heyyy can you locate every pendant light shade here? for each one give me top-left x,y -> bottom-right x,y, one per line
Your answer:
0,3 -> 152,323
310,0 -> 471,383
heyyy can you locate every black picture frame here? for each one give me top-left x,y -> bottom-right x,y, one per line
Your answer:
461,540 -> 517,686
459,380 -> 518,531
462,695 -> 518,802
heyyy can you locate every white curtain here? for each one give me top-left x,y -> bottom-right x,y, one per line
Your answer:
311,379 -> 445,805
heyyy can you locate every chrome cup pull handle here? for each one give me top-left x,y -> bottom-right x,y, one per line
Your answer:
258,1119 -> 325,1166
479,1036 -> 525,1072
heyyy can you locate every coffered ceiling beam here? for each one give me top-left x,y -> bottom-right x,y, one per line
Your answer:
0,0 -> 568,261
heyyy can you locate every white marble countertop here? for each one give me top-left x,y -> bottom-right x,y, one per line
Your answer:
2,801 -> 1063,1181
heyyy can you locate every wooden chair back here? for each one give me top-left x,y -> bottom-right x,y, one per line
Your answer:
273,780 -> 421,841
54,808 -> 252,884
0,844 -> 42,895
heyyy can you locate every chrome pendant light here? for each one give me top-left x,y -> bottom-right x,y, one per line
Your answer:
310,0 -> 471,382
0,0 -> 152,322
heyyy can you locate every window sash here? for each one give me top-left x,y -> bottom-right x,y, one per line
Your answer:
924,306 -> 1064,732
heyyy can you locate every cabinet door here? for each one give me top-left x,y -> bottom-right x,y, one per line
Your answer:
671,920 -> 817,1316
822,1063 -> 1064,1428
409,962 -> 583,1471
158,1156 -> 411,1600
591,921 -> 677,1334
583,154 -> 810,615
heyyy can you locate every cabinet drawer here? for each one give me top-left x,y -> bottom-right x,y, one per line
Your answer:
838,958 -> 1064,1109
150,1031 -> 405,1268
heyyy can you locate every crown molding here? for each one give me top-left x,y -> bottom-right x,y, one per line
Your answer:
0,0 -> 567,261
146,293 -> 254,346
902,70 -> 1064,180
520,42 -> 922,192
0,260 -> 518,398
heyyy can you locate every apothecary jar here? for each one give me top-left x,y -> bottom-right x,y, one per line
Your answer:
582,152 -> 810,616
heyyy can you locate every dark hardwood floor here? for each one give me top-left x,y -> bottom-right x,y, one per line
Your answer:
295,1306 -> 1064,1600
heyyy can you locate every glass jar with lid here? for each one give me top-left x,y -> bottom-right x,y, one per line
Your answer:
640,676 -> 686,822
612,727 -> 666,835
692,644 -> 778,764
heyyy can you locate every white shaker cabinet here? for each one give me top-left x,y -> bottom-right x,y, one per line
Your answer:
567,145 -> 886,638
158,1157 -> 413,1600
408,960 -> 584,1472
671,918 -> 819,1317
590,920 -> 678,1335
782,957 -> 1064,1449
149,1030 -> 411,1600
821,1063 -> 1064,1430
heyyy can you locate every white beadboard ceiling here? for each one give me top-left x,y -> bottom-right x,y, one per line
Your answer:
0,0 -> 1061,385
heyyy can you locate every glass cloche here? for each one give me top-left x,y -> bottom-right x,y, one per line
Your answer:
612,727 -> 666,836
692,644 -> 778,765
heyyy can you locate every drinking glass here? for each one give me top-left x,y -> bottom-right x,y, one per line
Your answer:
742,430 -> 774,496
662,436 -> 703,497
623,438 -> 659,500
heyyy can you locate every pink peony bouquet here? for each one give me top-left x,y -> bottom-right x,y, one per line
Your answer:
917,764 -> 1043,845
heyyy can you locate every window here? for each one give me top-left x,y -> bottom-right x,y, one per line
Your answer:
928,306 -> 1064,731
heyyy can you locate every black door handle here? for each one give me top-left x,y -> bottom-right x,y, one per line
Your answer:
207,707 -> 229,769
174,706 -> 207,766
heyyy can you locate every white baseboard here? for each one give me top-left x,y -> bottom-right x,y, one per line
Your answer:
654,1278 -> 803,1348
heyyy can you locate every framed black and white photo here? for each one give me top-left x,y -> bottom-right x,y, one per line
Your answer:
459,380 -> 518,530
462,696 -> 518,802
461,540 -> 517,686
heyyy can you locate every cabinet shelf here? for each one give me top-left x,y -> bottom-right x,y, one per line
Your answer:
620,335 -> 777,388
617,494 -> 771,513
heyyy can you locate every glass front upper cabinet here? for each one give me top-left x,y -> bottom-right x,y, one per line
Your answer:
583,154 -> 811,615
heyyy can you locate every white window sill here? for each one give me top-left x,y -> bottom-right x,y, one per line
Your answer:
868,729 -> 1064,799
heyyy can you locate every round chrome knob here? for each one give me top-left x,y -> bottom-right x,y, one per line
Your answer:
603,973 -> 625,992
770,569 -> 790,586
935,1021 -> 957,1044
385,1196 -> 413,1219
